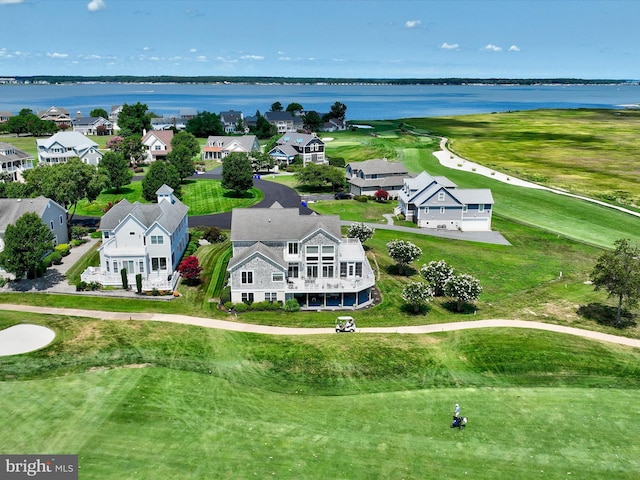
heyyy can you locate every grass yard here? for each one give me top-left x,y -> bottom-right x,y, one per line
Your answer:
73,179 -> 262,217
1,312 -> 640,479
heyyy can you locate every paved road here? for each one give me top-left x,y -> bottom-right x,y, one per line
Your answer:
0,304 -> 638,349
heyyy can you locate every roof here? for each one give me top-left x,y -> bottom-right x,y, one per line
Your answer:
347,159 -> 408,176
220,110 -> 243,124
204,135 -> 258,152
72,116 -> 110,126
227,241 -> 287,271
0,142 -> 32,161
36,131 -> 98,150
264,111 -> 295,122
231,205 -> 341,242
99,187 -> 188,234
0,197 -> 65,233
142,129 -> 174,147
277,133 -> 323,147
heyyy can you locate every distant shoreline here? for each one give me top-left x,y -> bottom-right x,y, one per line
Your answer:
0,75 -> 636,87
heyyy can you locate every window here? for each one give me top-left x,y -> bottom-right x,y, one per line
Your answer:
241,271 -> 253,284
151,235 -> 164,245
151,257 -> 167,271
479,204 -> 485,212
440,207 -> 445,214
355,263 -> 363,277
272,272 -> 284,282
306,265 -> 318,278
139,261 -> 144,273
113,261 -> 117,272
438,192 -> 445,201
321,245 -> 335,261
305,245 -> 319,261
287,242 -> 299,255
50,221 -> 54,230
423,206 -> 429,214
288,264 -> 299,278
241,292 -> 254,304
265,292 -> 277,302
59,215 -> 63,225
462,205 -> 468,213
103,231 -> 110,239
106,261 -> 110,273
130,231 -> 135,236
123,260 -> 134,273
322,265 -> 334,278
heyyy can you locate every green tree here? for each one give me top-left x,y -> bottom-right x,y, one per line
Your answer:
346,222 -> 375,245
328,101 -> 348,121
90,108 -> 109,119
444,273 -> 483,312
296,163 -> 345,191
142,161 -> 181,201
302,110 -> 323,131
222,152 -> 253,197
119,135 -> 146,166
421,260 -> 455,296
0,212 -> 54,279
270,102 -> 283,112
590,239 -> 640,326
171,131 -> 200,158
386,239 -> 422,275
250,151 -> 275,173
286,102 -> 304,115
98,151 -> 132,192
23,158 -> 104,224
252,114 -> 277,139
186,111 -> 224,137
5,109 -> 57,136
167,144 -> 196,181
117,102 -> 151,136
402,281 -> 434,313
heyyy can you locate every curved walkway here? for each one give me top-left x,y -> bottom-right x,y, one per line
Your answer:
0,304 -> 638,349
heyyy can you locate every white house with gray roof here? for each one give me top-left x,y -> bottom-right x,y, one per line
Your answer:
36,131 -> 103,166
396,171 -> 494,231
228,203 -> 375,310
201,135 -> 260,161
346,158 -> 409,197
81,185 -> 189,291
0,142 -> 34,182
268,133 -> 326,166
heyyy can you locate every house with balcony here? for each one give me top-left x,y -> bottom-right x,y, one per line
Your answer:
201,135 -> 260,161
0,142 -> 34,182
141,130 -> 173,162
150,115 -> 189,131
268,133 -> 326,166
37,106 -> 71,128
80,185 -> 189,291
264,111 -> 302,133
346,158 -> 409,197
220,110 -> 244,133
396,171 -> 494,231
36,131 -> 102,166
228,203 -> 375,310
71,115 -> 113,136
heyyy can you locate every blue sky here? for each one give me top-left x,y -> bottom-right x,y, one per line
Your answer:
0,0 -> 638,79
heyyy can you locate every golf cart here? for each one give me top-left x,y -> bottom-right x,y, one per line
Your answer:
335,316 -> 356,333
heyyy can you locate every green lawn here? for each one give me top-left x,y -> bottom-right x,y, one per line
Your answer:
73,179 -> 262,217
1,312 -> 640,479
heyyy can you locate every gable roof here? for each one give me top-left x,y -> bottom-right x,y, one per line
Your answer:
0,142 -> 32,161
72,116 -> 111,127
231,206 -> 341,242
0,196 -> 65,233
99,194 -> 188,234
227,241 -> 287,271
142,129 -> 174,147
220,110 -> 243,124
264,111 -> 295,122
204,135 -> 258,153
36,131 -> 98,150
277,133 -> 323,148
347,158 -> 408,176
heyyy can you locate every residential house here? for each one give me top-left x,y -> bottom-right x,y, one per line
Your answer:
71,115 -> 114,136
150,116 -> 189,131
321,117 -> 347,132
228,203 -> 375,309
36,131 -> 103,166
141,130 -> 174,162
109,105 -> 122,124
346,158 -> 409,197
37,106 -> 71,128
201,135 -> 260,161
0,196 -> 68,249
268,133 -> 326,166
0,142 -> 34,182
220,110 -> 244,134
264,111 -> 302,133
80,185 -> 189,291
0,111 -> 12,124
396,171 -> 494,231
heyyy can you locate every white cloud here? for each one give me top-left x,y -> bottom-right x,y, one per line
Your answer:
508,45 -> 521,52
482,44 -> 502,52
143,46 -> 150,51
441,42 -> 459,50
405,20 -> 421,28
82,54 -> 102,60
278,56 -> 292,61
47,52 -> 68,58
240,55 -> 264,61
87,0 -> 105,12
189,48 -> 197,53
196,56 -> 207,62
0,0 -> 25,4
278,51 -> 288,55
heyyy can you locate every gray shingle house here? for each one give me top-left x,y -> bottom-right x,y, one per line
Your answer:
0,142 -> 34,182
36,131 -> 103,166
228,203 -> 375,310
71,116 -> 113,136
396,171 -> 494,231
0,196 -> 68,248
81,185 -> 189,291
346,158 -> 409,197
201,135 -> 260,161
268,133 -> 326,166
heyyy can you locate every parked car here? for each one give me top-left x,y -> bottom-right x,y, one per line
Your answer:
334,192 -> 354,200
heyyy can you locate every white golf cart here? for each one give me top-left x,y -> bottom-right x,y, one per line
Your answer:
335,316 -> 356,333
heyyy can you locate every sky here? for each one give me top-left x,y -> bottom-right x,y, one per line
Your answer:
0,0 -> 638,79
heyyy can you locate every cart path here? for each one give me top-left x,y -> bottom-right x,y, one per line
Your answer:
1,304 -> 639,348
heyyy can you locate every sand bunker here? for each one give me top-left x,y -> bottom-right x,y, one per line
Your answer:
0,324 -> 56,356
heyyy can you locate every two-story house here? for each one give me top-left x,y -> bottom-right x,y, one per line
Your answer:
264,111 -> 302,133
81,185 -> 189,291
36,131 -> 103,166
150,116 -> 189,131
201,135 -> 260,161
71,115 -> 114,136
268,133 -> 326,166
396,171 -> 494,231
346,158 -> 409,197
37,106 -> 71,128
228,203 -> 375,310
220,110 -> 244,134
0,111 -> 12,124
0,142 -> 34,182
0,196 -> 68,248
141,130 -> 174,162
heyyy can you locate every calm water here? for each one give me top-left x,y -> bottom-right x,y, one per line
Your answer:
0,83 -> 638,120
